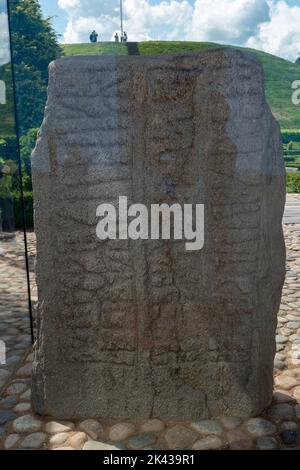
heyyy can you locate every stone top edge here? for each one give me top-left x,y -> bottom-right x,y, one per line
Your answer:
49,47 -> 262,71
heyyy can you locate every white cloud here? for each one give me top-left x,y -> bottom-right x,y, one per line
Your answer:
63,15 -> 119,43
0,12 -> 10,66
58,0 -> 300,61
189,0 -> 300,61
59,0 -> 193,43
188,0 -> 270,43
247,1 -> 300,61
58,0 -> 118,17
123,0 -> 194,41
58,0 -> 81,11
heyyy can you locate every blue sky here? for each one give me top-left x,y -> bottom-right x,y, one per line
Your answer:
39,0 -> 67,39
0,0 -> 9,65
1,1 -> 300,64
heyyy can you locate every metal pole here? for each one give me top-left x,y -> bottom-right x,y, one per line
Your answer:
120,0 -> 124,39
6,0 -> 34,344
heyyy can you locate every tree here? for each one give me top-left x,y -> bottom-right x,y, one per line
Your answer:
8,0 -> 62,135
20,127 -> 39,191
296,57 -> 300,66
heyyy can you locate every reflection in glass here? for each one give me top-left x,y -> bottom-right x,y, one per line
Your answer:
0,1 -> 32,395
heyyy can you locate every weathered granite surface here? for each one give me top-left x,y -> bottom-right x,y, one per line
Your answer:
31,49 -> 286,420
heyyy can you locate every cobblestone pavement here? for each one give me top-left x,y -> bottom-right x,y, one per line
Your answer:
0,220 -> 300,450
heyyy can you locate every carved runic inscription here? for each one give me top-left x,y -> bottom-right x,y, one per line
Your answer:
32,50 -> 285,420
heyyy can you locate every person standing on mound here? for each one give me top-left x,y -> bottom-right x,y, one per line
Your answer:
89,30 -> 98,43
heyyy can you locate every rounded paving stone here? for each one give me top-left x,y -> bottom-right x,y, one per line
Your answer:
4,433 -> 19,450
246,418 -> 276,437
256,436 -> 278,450
275,352 -> 286,361
219,417 -> 242,430
0,410 -> 16,425
109,423 -> 135,441
143,444 -> 162,450
14,402 -> 31,413
287,322 -> 300,329
291,351 -> 300,360
268,404 -> 294,423
26,353 -> 34,362
0,426 -> 6,440
112,442 -> 127,450
290,334 -> 300,342
45,421 -> 75,434
295,404 -> 300,420
276,335 -> 289,344
53,446 -> 75,451
141,419 -> 165,433
0,396 -> 18,409
279,327 -> 292,337
49,432 -> 69,447
165,425 -> 198,450
6,382 -> 27,395
272,391 -> 296,404
20,389 -> 31,401
13,415 -> 43,433
190,420 -> 223,436
69,432 -> 88,449
227,429 -> 254,450
83,441 -> 121,450
16,363 -> 32,378
280,430 -> 299,446
0,370 -> 10,381
78,419 -> 103,440
280,421 -> 299,431
274,375 -> 299,390
128,434 -> 157,449
292,386 -> 300,401
21,432 -> 47,449
281,369 -> 297,377
274,359 -> 285,370
192,436 -> 224,450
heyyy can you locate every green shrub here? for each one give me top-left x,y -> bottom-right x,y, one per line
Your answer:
12,191 -> 34,229
286,172 -> 300,193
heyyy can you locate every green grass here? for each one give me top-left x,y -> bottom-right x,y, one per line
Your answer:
286,171 -> 300,193
62,42 -> 127,56
63,40 -> 300,129
139,42 -> 300,129
0,63 -> 15,139
139,42 -> 300,130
